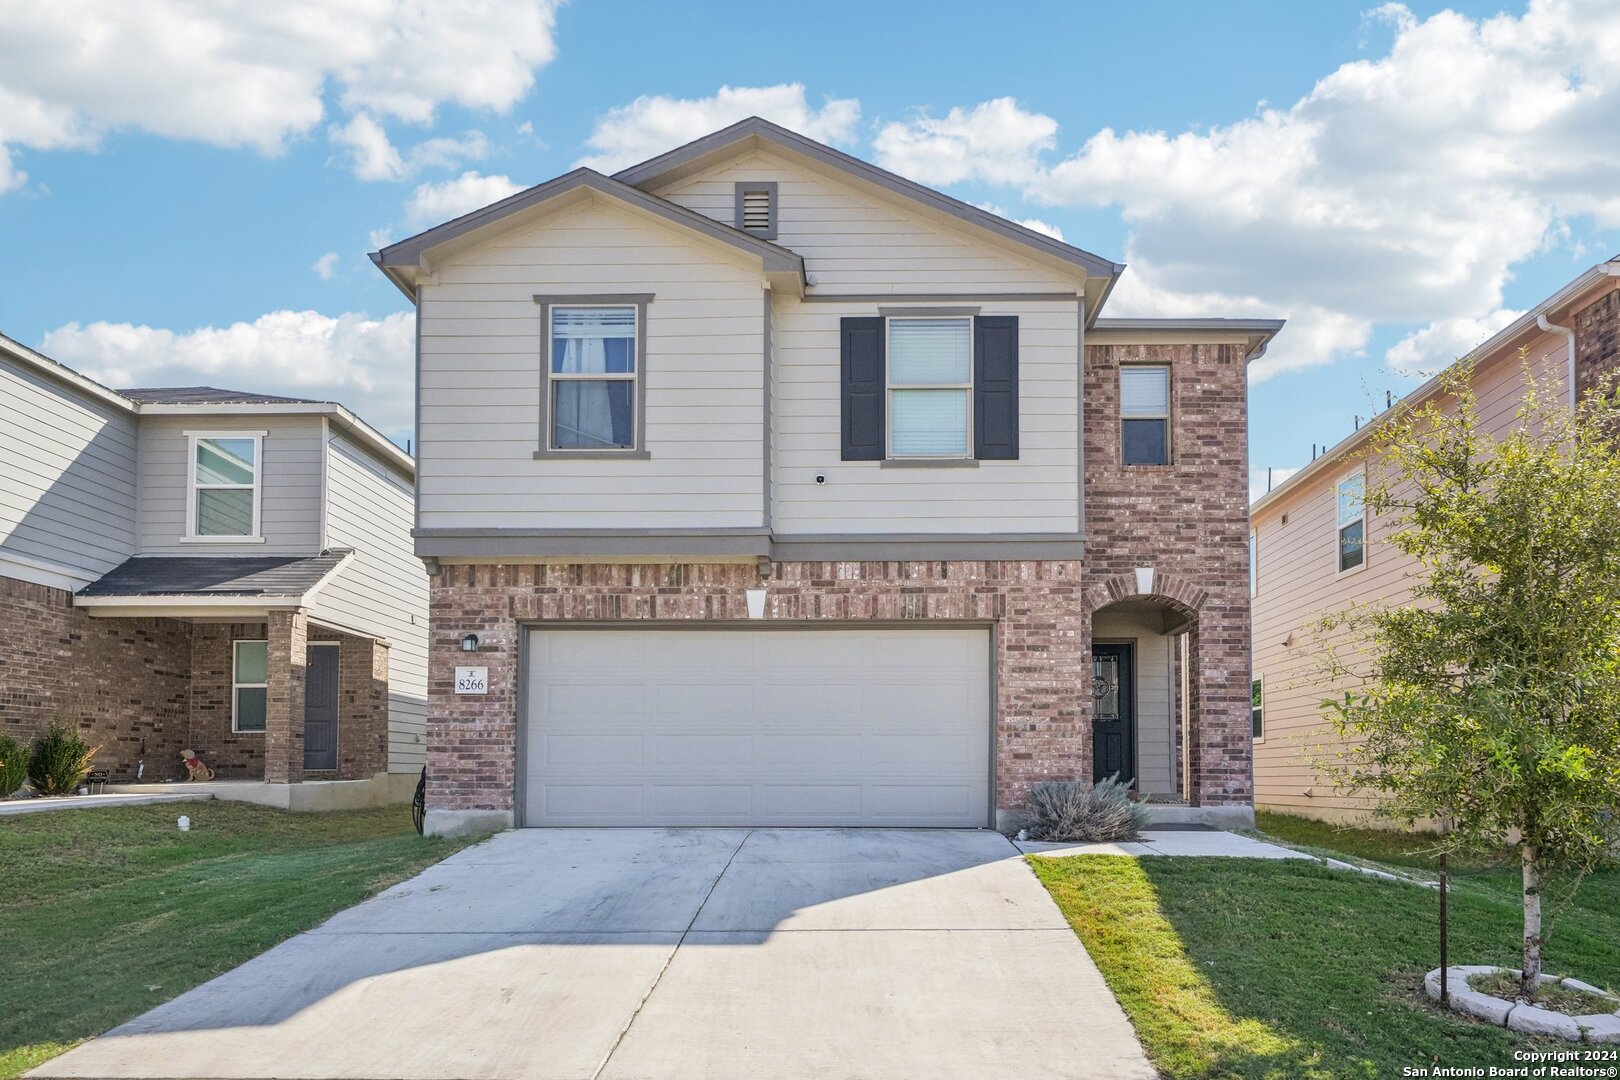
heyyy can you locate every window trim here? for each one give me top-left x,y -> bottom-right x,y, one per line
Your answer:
1251,675 -> 1264,743
185,431 -> 265,543
1335,466 -> 1367,576
884,315 -> 974,461
533,294 -> 653,459
733,181 -> 778,239
232,638 -> 269,735
1119,363 -> 1172,466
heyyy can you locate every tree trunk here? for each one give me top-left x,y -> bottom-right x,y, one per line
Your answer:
1521,844 -> 1543,996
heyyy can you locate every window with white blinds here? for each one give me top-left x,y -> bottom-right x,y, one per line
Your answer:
549,306 -> 637,450
888,318 -> 972,457
1120,365 -> 1171,465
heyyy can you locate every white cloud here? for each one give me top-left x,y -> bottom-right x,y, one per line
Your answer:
0,1 -> 558,193
871,1 -> 1620,381
41,310 -> 416,438
1251,466 -> 1300,504
976,202 -> 1064,241
577,84 -> 860,173
1385,308 -> 1524,374
404,171 -> 526,229
311,253 -> 341,280
328,114 -> 491,182
874,98 -> 1057,187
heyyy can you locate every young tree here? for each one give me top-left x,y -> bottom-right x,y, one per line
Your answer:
1319,363 -> 1620,996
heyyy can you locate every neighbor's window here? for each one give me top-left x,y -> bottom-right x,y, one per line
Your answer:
1249,531 -> 1259,597
233,640 -> 268,733
549,306 -> 638,450
1336,469 -> 1366,573
1251,677 -> 1264,740
888,317 -> 972,457
1120,365 -> 1171,465
190,434 -> 260,538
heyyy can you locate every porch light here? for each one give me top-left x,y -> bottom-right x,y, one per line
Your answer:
460,633 -> 480,652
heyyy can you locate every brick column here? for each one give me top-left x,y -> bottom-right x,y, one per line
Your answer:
264,609 -> 308,784
337,634 -> 390,779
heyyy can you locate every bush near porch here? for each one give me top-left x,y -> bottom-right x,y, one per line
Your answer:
1030,814 -> 1619,1079
0,803 -> 473,1079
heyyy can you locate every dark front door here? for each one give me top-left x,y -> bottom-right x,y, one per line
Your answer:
303,644 -> 339,771
1091,643 -> 1135,786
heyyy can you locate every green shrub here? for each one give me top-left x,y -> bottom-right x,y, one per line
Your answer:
1024,776 -> 1150,842
26,720 -> 99,797
0,732 -> 27,797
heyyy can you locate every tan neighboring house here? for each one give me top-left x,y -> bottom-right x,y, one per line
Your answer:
1250,259 -> 1620,822
0,334 -> 429,806
370,117 -> 1283,837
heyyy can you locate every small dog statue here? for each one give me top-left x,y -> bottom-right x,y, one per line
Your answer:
181,749 -> 215,782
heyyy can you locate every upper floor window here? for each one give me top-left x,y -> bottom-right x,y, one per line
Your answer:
1120,365 -> 1171,465
549,306 -> 638,451
1249,531 -> 1259,597
1337,469 -> 1366,573
188,433 -> 261,539
888,317 -> 972,458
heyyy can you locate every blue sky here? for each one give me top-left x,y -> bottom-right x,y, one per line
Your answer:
2,0 -> 1616,500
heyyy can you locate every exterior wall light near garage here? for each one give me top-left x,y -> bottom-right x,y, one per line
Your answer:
745,589 -> 767,619
460,633 -> 480,652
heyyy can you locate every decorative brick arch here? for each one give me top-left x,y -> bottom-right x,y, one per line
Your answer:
1082,568 -> 1209,619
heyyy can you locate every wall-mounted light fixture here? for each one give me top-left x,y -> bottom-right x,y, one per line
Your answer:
460,633 -> 480,653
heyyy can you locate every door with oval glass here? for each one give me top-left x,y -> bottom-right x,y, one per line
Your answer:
1090,642 -> 1135,786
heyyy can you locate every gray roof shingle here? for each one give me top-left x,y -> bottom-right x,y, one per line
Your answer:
118,386 -> 325,405
77,551 -> 352,599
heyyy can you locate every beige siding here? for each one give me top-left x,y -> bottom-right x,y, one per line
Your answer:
1251,330 -> 1571,817
1093,608 -> 1176,796
0,354 -> 137,586
311,433 -> 429,773
655,149 -> 1079,293
771,296 -> 1080,534
136,415 -> 325,555
417,198 -> 768,531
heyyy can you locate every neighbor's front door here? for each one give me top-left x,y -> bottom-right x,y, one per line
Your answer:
1090,643 -> 1135,786
303,643 -> 339,771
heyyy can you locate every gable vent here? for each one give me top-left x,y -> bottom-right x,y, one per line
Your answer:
734,182 -> 777,238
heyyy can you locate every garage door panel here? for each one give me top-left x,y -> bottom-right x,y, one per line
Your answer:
523,628 -> 991,827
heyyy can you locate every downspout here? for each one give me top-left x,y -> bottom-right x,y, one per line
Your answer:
1536,312 -> 1577,410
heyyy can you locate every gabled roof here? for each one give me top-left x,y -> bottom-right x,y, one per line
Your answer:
613,116 -> 1126,284
371,168 -> 806,300
121,386 -> 324,406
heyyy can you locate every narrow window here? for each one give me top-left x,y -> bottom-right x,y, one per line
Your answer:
1120,366 -> 1171,465
190,434 -> 260,538
734,182 -> 777,238
549,306 -> 638,451
1249,531 -> 1259,597
888,317 -> 972,458
1251,677 -> 1264,741
1336,469 -> 1366,573
233,640 -> 268,733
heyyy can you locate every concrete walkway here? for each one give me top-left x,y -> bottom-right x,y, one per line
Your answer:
1017,827 -> 1311,860
0,791 -> 214,816
34,828 -> 1158,1080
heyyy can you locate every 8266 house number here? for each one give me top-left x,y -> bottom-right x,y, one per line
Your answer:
453,666 -> 489,695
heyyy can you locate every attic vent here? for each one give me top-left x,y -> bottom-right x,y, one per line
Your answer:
734,182 -> 777,239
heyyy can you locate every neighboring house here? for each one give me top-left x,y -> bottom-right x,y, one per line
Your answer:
0,334 -> 429,804
1250,259 -> 1620,822
371,117 -> 1282,837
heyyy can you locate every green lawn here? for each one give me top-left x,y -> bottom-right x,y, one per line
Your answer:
1030,816 -> 1620,1079
0,803 -> 474,1079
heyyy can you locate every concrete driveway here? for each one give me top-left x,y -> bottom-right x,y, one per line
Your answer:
35,829 -> 1156,1080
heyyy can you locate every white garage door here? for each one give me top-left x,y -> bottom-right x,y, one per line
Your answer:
522,628 -> 992,827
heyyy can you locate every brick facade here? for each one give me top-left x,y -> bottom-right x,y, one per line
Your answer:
0,576 -> 191,781
0,576 -> 391,786
1574,287 -> 1620,400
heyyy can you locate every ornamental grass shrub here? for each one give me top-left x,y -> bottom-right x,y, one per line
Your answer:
1024,776 -> 1149,842
26,720 -> 99,797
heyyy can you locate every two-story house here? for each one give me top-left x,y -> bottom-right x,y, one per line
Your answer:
371,118 -> 1281,836
1250,258 -> 1620,822
0,333 -> 428,806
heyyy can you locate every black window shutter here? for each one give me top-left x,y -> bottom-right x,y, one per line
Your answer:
974,315 -> 1019,460
841,317 -> 885,460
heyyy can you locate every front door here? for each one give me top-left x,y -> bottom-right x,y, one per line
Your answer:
1091,643 -> 1135,786
303,644 -> 339,771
